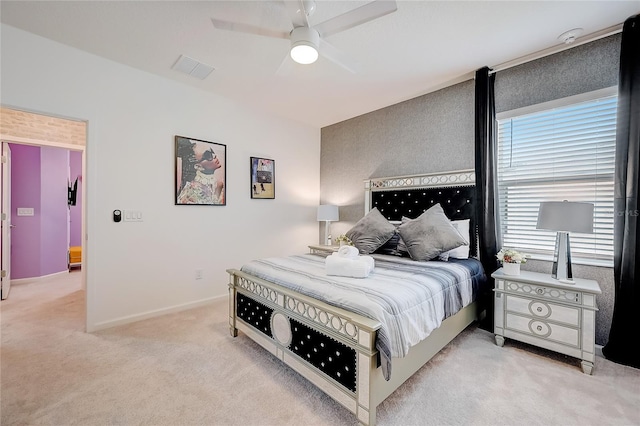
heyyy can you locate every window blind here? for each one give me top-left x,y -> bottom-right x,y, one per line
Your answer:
497,94 -> 617,263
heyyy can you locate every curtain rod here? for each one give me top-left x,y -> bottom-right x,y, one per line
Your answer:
488,23 -> 623,75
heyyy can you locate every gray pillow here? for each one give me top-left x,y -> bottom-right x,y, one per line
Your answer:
345,207 -> 396,254
396,217 -> 411,256
397,204 -> 468,261
373,232 -> 402,256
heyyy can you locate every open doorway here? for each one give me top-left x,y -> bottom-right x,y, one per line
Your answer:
0,107 -> 87,330
8,144 -> 82,279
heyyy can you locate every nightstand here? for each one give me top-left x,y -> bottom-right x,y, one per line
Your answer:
308,244 -> 339,254
492,268 -> 601,375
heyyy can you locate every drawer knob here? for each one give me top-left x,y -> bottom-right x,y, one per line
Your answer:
529,320 -> 551,337
529,301 -> 550,317
537,288 -> 544,294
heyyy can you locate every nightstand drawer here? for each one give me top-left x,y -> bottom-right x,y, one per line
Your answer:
506,313 -> 579,347
503,279 -> 581,305
308,245 -> 339,254
505,294 -> 580,327
505,313 -> 580,348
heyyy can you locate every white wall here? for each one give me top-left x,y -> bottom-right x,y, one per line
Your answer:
1,24 -> 321,331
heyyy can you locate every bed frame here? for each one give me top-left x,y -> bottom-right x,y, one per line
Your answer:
228,169 -> 478,425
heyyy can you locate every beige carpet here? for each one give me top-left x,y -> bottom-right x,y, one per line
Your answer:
1,271 -> 639,426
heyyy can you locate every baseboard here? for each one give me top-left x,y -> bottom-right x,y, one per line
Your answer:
595,344 -> 604,358
11,270 -> 70,285
89,294 -> 227,332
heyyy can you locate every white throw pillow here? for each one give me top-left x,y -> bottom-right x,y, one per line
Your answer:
439,219 -> 471,260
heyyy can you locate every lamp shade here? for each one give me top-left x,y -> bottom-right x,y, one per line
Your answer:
317,204 -> 339,222
536,201 -> 594,234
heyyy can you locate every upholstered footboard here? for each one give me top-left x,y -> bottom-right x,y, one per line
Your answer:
228,269 -> 382,424
228,269 -> 478,425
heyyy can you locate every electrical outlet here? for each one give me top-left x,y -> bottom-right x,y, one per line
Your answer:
195,269 -> 203,280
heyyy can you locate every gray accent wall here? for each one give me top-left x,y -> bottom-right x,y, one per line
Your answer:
320,34 -> 621,346
321,79 -> 475,238
495,35 -> 620,113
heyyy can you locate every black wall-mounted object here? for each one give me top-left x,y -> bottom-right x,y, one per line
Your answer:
113,210 -> 122,222
68,177 -> 78,206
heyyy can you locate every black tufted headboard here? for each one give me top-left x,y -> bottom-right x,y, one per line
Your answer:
364,170 -> 478,257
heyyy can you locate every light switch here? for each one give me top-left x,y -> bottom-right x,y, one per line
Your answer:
123,210 -> 143,222
17,207 -> 34,216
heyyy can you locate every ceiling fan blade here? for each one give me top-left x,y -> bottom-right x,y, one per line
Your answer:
319,39 -> 357,74
314,0 -> 397,38
275,53 -> 295,76
211,18 -> 289,39
283,0 -> 309,28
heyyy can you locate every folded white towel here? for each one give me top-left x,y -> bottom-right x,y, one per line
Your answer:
337,245 -> 359,259
358,255 -> 375,271
326,254 -> 375,278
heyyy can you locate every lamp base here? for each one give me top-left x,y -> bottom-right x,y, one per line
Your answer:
552,231 -> 574,282
323,221 -> 332,246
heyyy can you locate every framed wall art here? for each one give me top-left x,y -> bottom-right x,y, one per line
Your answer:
250,157 -> 275,199
175,135 -> 226,205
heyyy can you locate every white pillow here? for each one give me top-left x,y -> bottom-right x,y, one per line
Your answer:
439,219 -> 471,260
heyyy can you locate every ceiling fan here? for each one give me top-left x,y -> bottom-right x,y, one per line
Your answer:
211,0 -> 398,73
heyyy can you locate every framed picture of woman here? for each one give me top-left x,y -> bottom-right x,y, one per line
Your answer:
250,157 -> 275,199
175,135 -> 226,205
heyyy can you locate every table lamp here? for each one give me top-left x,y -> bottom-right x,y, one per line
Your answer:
317,204 -> 339,245
536,201 -> 594,283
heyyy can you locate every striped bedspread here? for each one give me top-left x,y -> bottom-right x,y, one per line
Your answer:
240,254 -> 486,380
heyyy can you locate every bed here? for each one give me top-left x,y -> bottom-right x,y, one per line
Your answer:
227,169 -> 486,425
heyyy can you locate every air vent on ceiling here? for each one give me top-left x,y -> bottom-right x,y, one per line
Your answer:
172,55 -> 214,80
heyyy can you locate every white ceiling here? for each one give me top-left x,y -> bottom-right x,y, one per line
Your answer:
1,1 -> 638,128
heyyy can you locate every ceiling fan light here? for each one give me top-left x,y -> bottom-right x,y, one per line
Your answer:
290,26 -> 320,65
291,43 -> 318,64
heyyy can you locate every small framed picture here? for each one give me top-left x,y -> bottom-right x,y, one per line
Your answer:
175,135 -> 226,205
250,157 -> 275,199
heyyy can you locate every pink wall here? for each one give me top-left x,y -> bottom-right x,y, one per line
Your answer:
10,144 -> 79,279
10,144 -> 42,279
40,146 -> 69,276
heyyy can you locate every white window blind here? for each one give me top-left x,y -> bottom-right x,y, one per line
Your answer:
496,92 -> 617,264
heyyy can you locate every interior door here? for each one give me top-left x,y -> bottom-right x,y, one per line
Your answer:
1,142 -> 12,299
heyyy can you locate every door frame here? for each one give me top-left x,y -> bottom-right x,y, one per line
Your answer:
1,142 -> 12,299
0,130 -> 87,330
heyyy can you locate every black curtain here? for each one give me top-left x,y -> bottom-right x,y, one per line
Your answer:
602,15 -> 640,369
474,66 -> 500,331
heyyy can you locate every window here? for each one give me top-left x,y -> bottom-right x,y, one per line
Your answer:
496,88 -> 616,265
